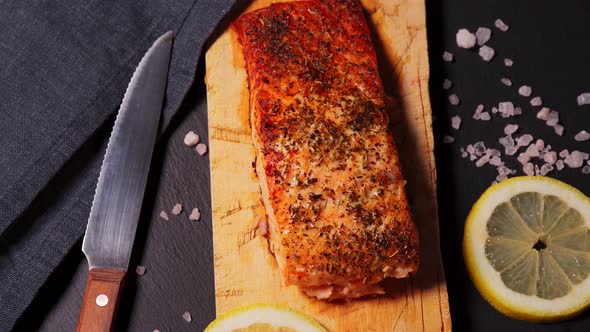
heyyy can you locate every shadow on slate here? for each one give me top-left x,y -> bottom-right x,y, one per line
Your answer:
426,1 -> 590,331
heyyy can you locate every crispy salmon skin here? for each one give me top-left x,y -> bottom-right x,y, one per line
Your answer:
233,0 -> 419,300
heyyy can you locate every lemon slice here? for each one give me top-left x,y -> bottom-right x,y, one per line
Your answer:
464,176 -> 590,322
204,304 -> 327,332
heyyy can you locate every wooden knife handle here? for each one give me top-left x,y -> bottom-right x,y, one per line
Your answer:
77,268 -> 126,332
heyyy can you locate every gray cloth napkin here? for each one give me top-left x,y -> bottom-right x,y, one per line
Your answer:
0,0 -> 237,330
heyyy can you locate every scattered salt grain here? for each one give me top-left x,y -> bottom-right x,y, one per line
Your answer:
183,131 -> 200,147
473,104 -> 484,119
559,149 -> 570,158
495,18 -> 509,32
504,124 -> 519,135
517,153 -> 530,164
189,208 -> 201,221
518,86 -> 532,97
525,144 -> 540,157
479,45 -> 495,62
443,135 -> 455,144
448,94 -> 460,105
499,135 -> 515,148
583,166 -> 590,174
159,211 -> 169,221
497,166 -> 512,176
183,311 -> 192,323
136,266 -> 146,276
461,151 -> 468,158
443,79 -> 453,90
556,160 -> 565,170
442,51 -> 454,62
523,163 -> 534,176
546,111 -> 559,126
498,102 -> 514,118
516,134 -> 534,147
530,96 -> 543,106
196,143 -> 208,156
582,152 -> 590,160
467,144 -> 475,154
451,116 -> 461,129
456,29 -> 477,49
171,203 -> 182,215
505,146 -> 519,156
536,108 -> 550,121
540,164 -> 554,176
564,151 -> 585,168
514,107 -> 522,115
577,93 -> 590,106
473,142 -> 487,155
544,151 -> 558,165
489,156 -> 503,166
554,124 -> 564,136
504,58 -> 513,67
479,112 -> 491,120
501,78 -> 512,86
575,130 -> 590,141
476,27 -> 492,45
496,174 -> 508,182
476,155 -> 490,167
491,107 -> 498,114
535,139 -> 545,151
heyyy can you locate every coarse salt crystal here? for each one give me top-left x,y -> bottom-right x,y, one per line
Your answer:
504,58 -> 513,67
489,156 -> 503,166
496,174 -> 508,182
575,130 -> 590,141
546,111 -> 559,126
491,107 -> 498,114
479,112 -> 491,120
525,144 -> 540,157
474,142 -> 487,155
189,208 -> 201,221
159,211 -> 169,221
556,160 -> 565,170
582,152 -> 590,160
476,27 -> 492,45
183,131 -> 200,146
535,139 -> 545,151
499,135 -> 515,148
504,124 -> 519,135
536,108 -> 550,121
583,166 -> 590,174
497,165 -> 512,176
196,143 -> 208,156
559,149 -> 569,158
577,93 -> 590,106
516,134 -> 534,147
442,51 -> 454,62
479,45 -> 495,62
498,102 -> 514,117
136,266 -> 146,276
564,151 -> 585,168
451,116 -> 461,129
467,144 -> 475,154
518,85 -> 532,97
544,151 -> 557,165
540,163 -> 554,176
449,94 -> 460,105
183,311 -> 192,323
495,18 -> 509,32
554,124 -> 564,136
456,29 -> 477,49
443,79 -> 453,90
501,78 -> 512,86
476,155 -> 490,167
517,153 -> 530,164
530,96 -> 543,106
443,135 -> 455,144
523,163 -> 534,176
171,203 -> 182,215
505,146 -> 519,156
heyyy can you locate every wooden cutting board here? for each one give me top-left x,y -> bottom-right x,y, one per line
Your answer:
205,0 -> 451,330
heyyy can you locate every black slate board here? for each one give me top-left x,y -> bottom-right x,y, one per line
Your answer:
13,1 -> 590,331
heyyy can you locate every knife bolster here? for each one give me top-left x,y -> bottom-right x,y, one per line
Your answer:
77,268 -> 126,332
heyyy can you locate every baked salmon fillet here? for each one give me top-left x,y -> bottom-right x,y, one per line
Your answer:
233,0 -> 419,300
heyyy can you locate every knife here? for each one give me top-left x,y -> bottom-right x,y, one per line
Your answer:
77,31 -> 173,332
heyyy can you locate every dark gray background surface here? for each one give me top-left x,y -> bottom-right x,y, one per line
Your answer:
10,1 -> 590,331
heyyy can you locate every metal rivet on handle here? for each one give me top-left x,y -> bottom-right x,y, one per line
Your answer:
96,294 -> 109,307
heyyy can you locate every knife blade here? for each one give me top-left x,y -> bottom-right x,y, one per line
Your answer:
77,31 -> 173,332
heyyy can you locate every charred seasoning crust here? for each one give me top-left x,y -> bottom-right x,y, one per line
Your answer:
233,0 -> 419,289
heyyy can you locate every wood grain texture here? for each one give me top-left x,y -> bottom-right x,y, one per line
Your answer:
77,268 -> 126,332
206,0 -> 451,330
